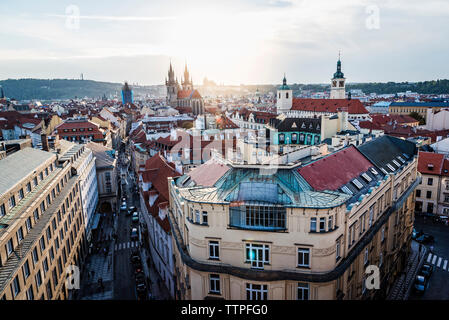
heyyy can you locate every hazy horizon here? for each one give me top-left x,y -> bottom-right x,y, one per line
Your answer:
1,0 -> 449,86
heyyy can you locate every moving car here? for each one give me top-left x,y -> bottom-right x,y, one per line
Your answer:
413,275 -> 428,294
132,212 -> 139,224
416,234 -> 435,244
131,227 -> 139,241
120,202 -> 127,212
418,263 -> 434,279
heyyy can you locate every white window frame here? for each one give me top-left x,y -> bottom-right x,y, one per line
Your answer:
208,241 -> 220,260
246,283 -> 268,300
246,243 -> 269,269
209,274 -> 220,294
297,282 -> 310,300
297,248 -> 310,268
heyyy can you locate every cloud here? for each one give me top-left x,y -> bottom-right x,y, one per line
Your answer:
46,14 -> 176,22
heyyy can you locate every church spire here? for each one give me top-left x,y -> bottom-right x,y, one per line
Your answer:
333,51 -> 344,79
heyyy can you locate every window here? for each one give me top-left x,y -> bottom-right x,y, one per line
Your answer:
49,247 -> 55,262
297,248 -> 310,268
319,217 -> 326,232
310,217 -> 317,232
209,241 -> 219,260
33,177 -> 38,187
17,227 -> 24,243
194,210 -> 200,223
209,274 -> 220,294
36,270 -> 42,288
40,201 -> 45,213
40,236 -> 46,252
279,134 -> 285,144
46,195 -> 51,206
297,282 -> 309,300
23,260 -> 31,279
6,238 -> 14,256
246,283 -> 268,300
0,204 -> 5,217
328,216 -> 334,230
426,191 -> 432,199
26,217 -> 32,231
336,240 -> 341,261
45,168 -> 49,176
26,182 -> 31,193
32,247 -> 39,264
202,211 -> 208,224
19,189 -> 24,200
428,178 -> 433,186
246,243 -> 269,269
9,195 -> 16,209
416,189 -> 421,197
26,285 -> 34,300
12,275 -> 21,297
43,257 -> 49,274
379,252 -> 383,267
46,227 -> 52,242
39,172 -> 43,181
33,208 -> 39,223
369,205 -> 374,227
230,205 -> 286,230
364,247 -> 369,265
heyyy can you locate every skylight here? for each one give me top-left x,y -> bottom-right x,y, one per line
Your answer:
381,168 -> 389,175
386,163 -> 396,171
397,156 -> 406,163
362,173 -> 372,182
370,168 -> 379,175
392,160 -> 401,167
352,178 -> 364,189
341,186 -> 353,195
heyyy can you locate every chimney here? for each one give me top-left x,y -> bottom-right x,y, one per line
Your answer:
41,132 -> 49,151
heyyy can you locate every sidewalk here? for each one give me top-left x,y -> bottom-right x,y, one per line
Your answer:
77,214 -> 116,300
387,240 -> 427,300
140,245 -> 171,300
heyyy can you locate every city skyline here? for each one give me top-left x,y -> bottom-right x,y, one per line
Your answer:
1,0 -> 449,85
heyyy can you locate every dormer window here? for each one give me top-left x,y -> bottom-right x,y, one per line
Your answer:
428,164 -> 434,170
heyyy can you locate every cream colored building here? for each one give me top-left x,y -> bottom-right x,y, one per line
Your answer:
0,146 -> 87,300
168,135 -> 419,300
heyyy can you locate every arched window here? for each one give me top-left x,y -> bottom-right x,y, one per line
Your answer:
279,93 -> 281,99
286,92 -> 289,99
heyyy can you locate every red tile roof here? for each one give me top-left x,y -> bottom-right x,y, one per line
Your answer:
417,151 -> 444,175
291,98 -> 369,115
141,153 -> 181,199
297,145 -> 373,190
216,115 -> 239,130
177,89 -> 202,99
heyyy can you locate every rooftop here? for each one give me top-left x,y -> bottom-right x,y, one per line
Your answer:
0,148 -> 55,196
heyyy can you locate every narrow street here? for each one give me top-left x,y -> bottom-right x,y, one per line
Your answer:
409,215 -> 449,300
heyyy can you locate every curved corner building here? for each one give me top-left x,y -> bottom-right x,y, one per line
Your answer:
168,135 -> 419,300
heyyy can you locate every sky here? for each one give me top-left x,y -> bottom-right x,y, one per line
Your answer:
0,0 -> 449,85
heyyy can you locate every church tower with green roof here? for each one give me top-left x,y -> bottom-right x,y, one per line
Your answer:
276,74 -> 293,115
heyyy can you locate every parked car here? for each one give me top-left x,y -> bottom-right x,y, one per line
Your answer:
413,275 -> 428,294
132,212 -> 139,224
120,202 -> 127,212
131,255 -> 141,267
418,263 -> 434,279
412,228 -> 423,240
135,272 -> 146,285
127,206 -> 136,216
416,234 -> 435,244
131,227 -> 139,241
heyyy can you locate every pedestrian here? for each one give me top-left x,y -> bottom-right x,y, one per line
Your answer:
430,245 -> 434,253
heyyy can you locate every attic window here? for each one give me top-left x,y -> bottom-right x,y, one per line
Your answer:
370,168 -> 379,175
392,160 -> 401,167
386,163 -> 396,172
362,173 -> 372,182
397,156 -> 406,163
341,185 -> 353,195
352,179 -> 363,189
428,164 -> 434,170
